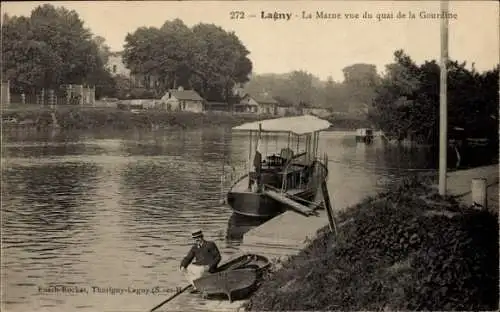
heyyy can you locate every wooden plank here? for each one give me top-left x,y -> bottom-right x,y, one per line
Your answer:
263,189 -> 314,215
321,180 -> 338,235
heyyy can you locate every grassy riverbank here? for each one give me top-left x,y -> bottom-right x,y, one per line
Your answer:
2,105 -> 376,131
1,106 -> 268,130
245,176 -> 499,311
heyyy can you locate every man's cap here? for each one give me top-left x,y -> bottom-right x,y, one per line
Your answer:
191,230 -> 203,239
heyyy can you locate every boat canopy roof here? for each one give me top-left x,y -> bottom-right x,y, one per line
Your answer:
232,115 -> 332,135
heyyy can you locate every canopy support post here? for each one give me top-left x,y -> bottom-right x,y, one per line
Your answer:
296,135 -> 300,153
248,130 -> 252,189
275,133 -> 278,154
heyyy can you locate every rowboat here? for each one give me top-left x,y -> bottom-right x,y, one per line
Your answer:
192,254 -> 270,302
227,115 -> 330,218
355,128 -> 374,144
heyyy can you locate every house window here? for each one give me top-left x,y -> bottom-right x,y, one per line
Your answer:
112,65 -> 117,73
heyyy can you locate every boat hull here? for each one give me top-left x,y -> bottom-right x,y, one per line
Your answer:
214,253 -> 270,273
193,254 -> 270,302
227,161 -> 327,218
193,268 -> 256,302
227,189 -> 316,218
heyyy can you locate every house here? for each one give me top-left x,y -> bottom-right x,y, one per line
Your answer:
106,51 -> 159,89
274,100 -> 303,116
276,105 -> 304,116
106,52 -> 131,77
235,93 -> 278,115
160,87 -> 205,112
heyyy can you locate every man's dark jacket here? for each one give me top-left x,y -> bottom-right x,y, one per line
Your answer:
180,240 -> 221,273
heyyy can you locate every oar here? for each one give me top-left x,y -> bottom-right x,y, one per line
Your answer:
149,284 -> 192,312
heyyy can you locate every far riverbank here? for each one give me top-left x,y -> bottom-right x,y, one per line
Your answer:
1,106 -> 376,131
1,107 -> 266,130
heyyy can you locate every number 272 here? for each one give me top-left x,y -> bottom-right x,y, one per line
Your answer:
230,11 -> 245,19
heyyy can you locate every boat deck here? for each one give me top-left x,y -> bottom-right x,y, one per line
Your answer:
231,174 -> 307,196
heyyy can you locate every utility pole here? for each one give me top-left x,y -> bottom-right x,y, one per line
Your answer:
439,0 -> 449,195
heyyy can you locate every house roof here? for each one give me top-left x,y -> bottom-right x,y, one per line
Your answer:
232,115 -> 332,135
168,90 -> 204,101
245,94 -> 278,105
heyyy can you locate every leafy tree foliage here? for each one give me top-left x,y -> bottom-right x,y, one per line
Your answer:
244,65 -> 380,113
2,4 -> 114,96
369,50 -> 499,145
122,19 -> 252,102
342,64 -> 380,113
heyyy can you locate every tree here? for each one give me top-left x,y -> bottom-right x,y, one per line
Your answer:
342,63 -> 380,115
122,20 -> 253,102
323,76 -> 350,112
287,70 -> 314,107
369,50 -> 422,141
342,63 -> 379,87
1,4 -> 109,93
242,65 -> 380,113
369,49 -> 499,145
93,35 -> 111,65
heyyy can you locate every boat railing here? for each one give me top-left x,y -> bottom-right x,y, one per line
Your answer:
219,162 -> 248,203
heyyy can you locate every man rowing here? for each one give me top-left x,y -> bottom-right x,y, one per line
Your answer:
179,230 -> 221,293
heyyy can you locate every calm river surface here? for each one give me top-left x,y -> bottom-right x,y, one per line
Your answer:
1,127 -> 434,312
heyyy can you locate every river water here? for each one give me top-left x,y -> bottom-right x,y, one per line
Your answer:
1,127 -> 434,312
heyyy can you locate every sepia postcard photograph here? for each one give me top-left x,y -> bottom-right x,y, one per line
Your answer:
1,1 -> 499,312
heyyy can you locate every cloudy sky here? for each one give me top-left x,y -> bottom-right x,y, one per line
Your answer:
2,1 -> 498,81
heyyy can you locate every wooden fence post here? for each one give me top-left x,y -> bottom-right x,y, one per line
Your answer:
321,179 -> 338,236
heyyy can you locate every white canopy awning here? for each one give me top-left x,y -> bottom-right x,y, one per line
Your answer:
232,115 -> 332,135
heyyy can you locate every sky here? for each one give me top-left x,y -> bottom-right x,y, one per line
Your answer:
2,1 -> 499,82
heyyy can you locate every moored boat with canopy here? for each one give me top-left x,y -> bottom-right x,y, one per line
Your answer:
227,115 -> 331,218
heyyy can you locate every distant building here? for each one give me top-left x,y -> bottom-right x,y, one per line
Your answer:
232,82 -> 246,97
160,87 -> 205,112
302,107 -> 331,117
106,52 -> 131,77
235,93 -> 278,115
106,51 -> 159,89
276,103 -> 303,116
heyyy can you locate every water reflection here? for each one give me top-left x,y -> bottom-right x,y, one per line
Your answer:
226,213 -> 271,241
2,161 -> 100,309
2,127 -> 438,311
3,163 -> 99,233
